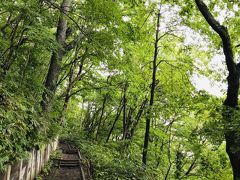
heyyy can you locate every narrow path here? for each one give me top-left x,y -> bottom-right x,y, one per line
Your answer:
43,140 -> 86,180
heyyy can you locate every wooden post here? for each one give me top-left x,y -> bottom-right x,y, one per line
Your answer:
0,170 -> 7,180
45,144 -> 50,164
6,165 -> 11,180
10,161 -> 20,179
30,149 -> 36,179
26,151 -> 32,180
35,150 -> 40,175
18,160 -> 27,180
40,147 -> 45,168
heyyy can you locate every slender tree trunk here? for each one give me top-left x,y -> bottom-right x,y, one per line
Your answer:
41,0 -> 72,112
175,150 -> 183,179
195,0 -> 240,179
95,94 -> 108,140
130,98 -> 148,139
142,11 -> 161,166
122,82 -> 128,140
60,63 -> 74,124
124,107 -> 136,139
85,108 -> 101,135
184,158 -> 196,177
105,104 -> 123,143
60,49 -> 85,123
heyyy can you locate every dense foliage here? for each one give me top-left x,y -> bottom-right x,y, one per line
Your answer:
1,0 -> 240,179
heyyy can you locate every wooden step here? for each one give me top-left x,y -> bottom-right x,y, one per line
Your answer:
53,159 -> 80,167
62,149 -> 78,154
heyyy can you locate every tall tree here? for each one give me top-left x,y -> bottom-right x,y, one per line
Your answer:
142,10 -> 161,166
41,0 -> 72,112
195,0 -> 240,179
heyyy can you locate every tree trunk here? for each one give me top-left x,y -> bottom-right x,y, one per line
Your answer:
142,11 -> 161,166
95,94 -> 108,140
124,107 -> 136,139
195,0 -> 240,179
175,150 -> 183,179
105,103 -> 124,143
225,128 -> 240,180
41,0 -> 72,112
122,82 -> 128,140
130,98 -> 148,139
60,48 -> 86,123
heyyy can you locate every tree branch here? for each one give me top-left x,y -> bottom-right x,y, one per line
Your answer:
195,0 -> 235,75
